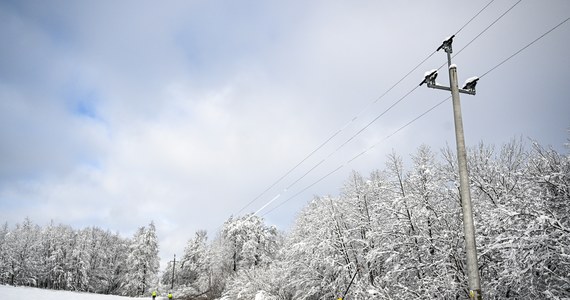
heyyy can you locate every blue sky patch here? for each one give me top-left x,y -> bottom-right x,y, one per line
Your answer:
62,79 -> 103,121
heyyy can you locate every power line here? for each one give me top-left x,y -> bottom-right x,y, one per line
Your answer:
383,97 -> 450,141
454,0 -> 522,58
235,126 -> 343,214
480,16 -> 570,78
235,52 -> 436,215
250,85 -> 420,217
332,86 -> 419,155
254,85 -> 419,217
454,0 -> 496,36
262,96 -> 451,217
262,16 -> 570,217
437,0 -> 523,71
247,1 -> 501,217
344,96 -> 451,167
262,166 -> 344,217
283,84 -> 419,191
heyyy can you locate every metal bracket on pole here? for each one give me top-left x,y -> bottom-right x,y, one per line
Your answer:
420,68 -> 476,95
428,81 -> 476,95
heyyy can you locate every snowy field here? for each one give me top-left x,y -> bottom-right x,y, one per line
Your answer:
0,285 -> 168,300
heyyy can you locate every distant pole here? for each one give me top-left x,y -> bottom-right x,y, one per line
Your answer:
421,36 -> 482,299
171,254 -> 176,290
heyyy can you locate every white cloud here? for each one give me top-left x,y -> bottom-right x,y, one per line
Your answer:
1,0 -> 569,268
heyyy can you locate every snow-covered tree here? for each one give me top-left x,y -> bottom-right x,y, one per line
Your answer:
124,222 -> 160,296
179,230 -> 210,294
102,231 -> 130,294
4,218 -> 41,286
211,214 -> 279,299
0,222 -> 10,284
3,138 -> 568,299
275,195 -> 354,299
220,214 -> 278,273
67,229 -> 91,291
0,219 -> 144,295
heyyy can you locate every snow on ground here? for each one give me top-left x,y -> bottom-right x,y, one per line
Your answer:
0,285 -> 168,300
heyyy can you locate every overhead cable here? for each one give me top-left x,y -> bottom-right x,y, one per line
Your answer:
437,0 -> 523,71
262,15 -> 570,217
453,0 -> 522,59
262,96 -> 452,217
454,0 -> 496,36
253,85 -> 419,217
247,1 -> 503,217
235,53 -> 435,214
480,17 -> 570,78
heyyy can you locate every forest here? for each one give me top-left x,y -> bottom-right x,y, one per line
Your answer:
1,139 -> 568,299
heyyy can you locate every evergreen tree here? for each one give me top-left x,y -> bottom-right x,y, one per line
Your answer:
0,222 -> 9,284
124,222 -> 160,296
178,230 -> 210,293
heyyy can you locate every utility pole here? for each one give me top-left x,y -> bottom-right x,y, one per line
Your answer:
170,254 -> 176,290
420,35 -> 482,299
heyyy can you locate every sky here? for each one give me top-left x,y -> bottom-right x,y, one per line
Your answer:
1,0 -> 569,268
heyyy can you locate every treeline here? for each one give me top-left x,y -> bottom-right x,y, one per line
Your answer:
0,220 -> 160,297
1,138 -> 567,299
165,139 -> 569,299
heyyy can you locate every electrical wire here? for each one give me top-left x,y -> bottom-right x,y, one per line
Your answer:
262,96 -> 452,217
454,0 -> 496,36
233,0 -> 518,215
235,54 -> 436,215
252,85 -> 420,216
262,166 -> 345,217
236,126 -> 343,214
437,0 -> 523,71
246,1 -> 503,217
285,85 -> 420,190
248,85 -> 421,218
480,17 -> 570,79
261,15 -> 570,217
334,86 -> 420,154
453,0 -> 522,59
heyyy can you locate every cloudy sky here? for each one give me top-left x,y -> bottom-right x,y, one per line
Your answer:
1,0 -> 569,266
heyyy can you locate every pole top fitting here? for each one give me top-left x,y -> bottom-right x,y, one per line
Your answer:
462,76 -> 479,95
437,35 -> 454,54
419,69 -> 438,86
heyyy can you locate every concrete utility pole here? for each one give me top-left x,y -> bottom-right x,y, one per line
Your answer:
420,35 -> 482,299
